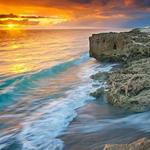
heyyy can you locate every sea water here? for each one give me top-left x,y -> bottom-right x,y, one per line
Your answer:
0,29 -> 149,150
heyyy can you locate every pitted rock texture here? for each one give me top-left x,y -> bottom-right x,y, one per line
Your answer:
90,28 -> 150,112
103,138 -> 150,150
89,29 -> 150,62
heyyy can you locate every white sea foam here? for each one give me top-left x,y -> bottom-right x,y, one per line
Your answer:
18,62 -> 114,150
19,85 -> 93,150
74,111 -> 150,134
140,26 -> 150,33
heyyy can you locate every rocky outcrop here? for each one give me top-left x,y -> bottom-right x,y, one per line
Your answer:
89,28 -> 150,62
90,28 -> 150,112
103,138 -> 150,150
90,27 -> 150,150
107,58 -> 150,112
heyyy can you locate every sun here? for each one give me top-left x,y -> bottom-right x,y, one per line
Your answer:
7,24 -> 16,28
5,24 -> 20,30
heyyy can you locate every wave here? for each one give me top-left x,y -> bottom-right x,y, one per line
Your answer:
73,111 -> 150,134
0,53 -> 89,109
19,85 -> 91,150
17,62 -> 115,150
0,59 -> 115,150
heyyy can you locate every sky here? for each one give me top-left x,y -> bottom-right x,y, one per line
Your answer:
0,0 -> 149,29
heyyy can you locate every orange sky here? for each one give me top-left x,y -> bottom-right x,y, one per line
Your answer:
0,0 -> 149,29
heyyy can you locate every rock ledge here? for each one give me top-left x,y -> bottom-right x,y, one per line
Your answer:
103,138 -> 150,150
90,28 -> 150,112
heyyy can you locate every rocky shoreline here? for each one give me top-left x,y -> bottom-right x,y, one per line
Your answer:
90,27 -> 150,112
103,138 -> 150,150
89,27 -> 150,149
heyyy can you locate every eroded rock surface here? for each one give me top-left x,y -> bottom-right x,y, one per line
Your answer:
90,27 -> 150,150
107,58 -> 150,112
90,28 -> 150,112
89,28 -> 150,62
103,138 -> 150,150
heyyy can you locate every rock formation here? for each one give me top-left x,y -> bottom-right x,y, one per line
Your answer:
90,27 -> 150,150
89,28 -> 150,63
90,28 -> 150,112
103,138 -> 150,150
107,58 -> 150,112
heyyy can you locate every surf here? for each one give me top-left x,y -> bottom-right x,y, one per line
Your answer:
0,53 -> 89,109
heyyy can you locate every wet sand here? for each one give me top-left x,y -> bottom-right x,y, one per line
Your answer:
61,100 -> 150,150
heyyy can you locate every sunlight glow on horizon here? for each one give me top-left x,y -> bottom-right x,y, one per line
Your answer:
0,0 -> 149,29
3,23 -> 21,30
0,15 -> 71,30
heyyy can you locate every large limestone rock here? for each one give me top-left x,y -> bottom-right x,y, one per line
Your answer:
89,28 -> 150,149
103,138 -> 150,150
107,58 -> 150,112
91,58 -> 150,112
90,28 -> 150,112
89,29 -> 150,62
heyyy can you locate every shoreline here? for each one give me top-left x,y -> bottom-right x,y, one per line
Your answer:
89,27 -> 150,149
90,27 -> 150,112
61,101 -> 150,150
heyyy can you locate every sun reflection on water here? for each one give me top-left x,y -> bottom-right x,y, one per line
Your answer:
0,29 -> 88,76
10,64 -> 31,74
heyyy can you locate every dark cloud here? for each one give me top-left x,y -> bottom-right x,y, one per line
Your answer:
135,0 -> 150,7
95,0 -> 150,8
0,14 -> 18,18
0,0 -> 149,9
71,0 -> 92,4
21,15 -> 46,19
0,19 -> 39,25
96,0 -> 114,6
0,13 -> 46,19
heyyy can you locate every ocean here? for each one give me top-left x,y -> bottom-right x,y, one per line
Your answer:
0,29 -> 150,150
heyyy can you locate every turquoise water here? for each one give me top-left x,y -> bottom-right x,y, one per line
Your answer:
0,29 -> 102,149
0,29 -> 150,150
